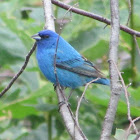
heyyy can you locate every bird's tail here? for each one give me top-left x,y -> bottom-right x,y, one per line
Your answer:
93,78 -> 110,86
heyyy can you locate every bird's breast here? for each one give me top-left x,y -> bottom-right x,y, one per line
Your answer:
36,48 -> 57,83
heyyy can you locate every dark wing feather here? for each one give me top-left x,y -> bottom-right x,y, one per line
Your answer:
81,55 -> 105,77
56,56 -> 105,78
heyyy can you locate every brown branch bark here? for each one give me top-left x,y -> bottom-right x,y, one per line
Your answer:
51,0 -> 140,37
100,0 -> 121,139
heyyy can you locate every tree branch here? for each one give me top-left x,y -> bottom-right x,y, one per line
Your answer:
0,42 -> 37,97
134,35 -> 140,56
42,0 -> 87,139
42,0 -> 55,31
126,0 -> 132,26
75,78 -> 99,128
111,60 -> 139,139
51,0 -> 140,37
56,87 -> 87,140
134,133 -> 140,140
100,0 -> 121,139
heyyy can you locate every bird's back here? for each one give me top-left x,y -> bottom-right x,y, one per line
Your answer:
35,30 -> 110,88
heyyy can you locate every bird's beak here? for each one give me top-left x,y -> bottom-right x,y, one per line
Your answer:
31,33 -> 41,40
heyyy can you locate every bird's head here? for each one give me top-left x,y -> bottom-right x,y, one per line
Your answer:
32,30 -> 58,42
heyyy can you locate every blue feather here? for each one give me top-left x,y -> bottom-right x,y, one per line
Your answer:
32,30 -> 110,89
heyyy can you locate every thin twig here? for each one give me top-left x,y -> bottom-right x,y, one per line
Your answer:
126,116 -> 140,139
54,4 -> 88,138
134,132 -> 140,140
0,42 -> 37,98
54,36 -> 68,102
126,0 -> 132,26
54,35 -> 60,85
75,78 -> 100,127
51,0 -> 140,37
59,2 -> 78,32
134,35 -> 140,56
53,2 -> 78,100
111,60 -> 139,136
54,4 -> 74,86
56,87 -> 87,140
42,0 -> 87,139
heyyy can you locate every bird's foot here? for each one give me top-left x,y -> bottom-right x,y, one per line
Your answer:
58,101 -> 71,111
53,84 -> 57,91
53,84 -> 66,91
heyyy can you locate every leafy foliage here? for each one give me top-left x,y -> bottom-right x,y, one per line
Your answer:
0,0 -> 140,140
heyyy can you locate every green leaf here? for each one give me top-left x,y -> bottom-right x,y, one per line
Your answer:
85,85 -> 140,117
0,121 -> 28,140
35,103 -> 57,112
0,26 -> 25,66
114,129 -> 136,140
82,40 -> 109,61
21,123 -> 48,140
0,84 -> 55,119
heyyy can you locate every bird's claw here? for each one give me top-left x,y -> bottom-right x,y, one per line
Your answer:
58,101 -> 71,111
53,84 -> 57,91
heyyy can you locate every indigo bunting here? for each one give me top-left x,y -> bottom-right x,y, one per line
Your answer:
32,30 -> 110,89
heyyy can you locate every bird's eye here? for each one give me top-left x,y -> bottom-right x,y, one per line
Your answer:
43,35 -> 49,39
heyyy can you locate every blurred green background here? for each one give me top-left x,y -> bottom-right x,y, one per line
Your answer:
0,0 -> 140,139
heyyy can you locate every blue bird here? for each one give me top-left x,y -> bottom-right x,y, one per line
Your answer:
32,30 -> 110,89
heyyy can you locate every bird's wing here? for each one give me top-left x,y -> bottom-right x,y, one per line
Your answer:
56,56 -> 105,78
